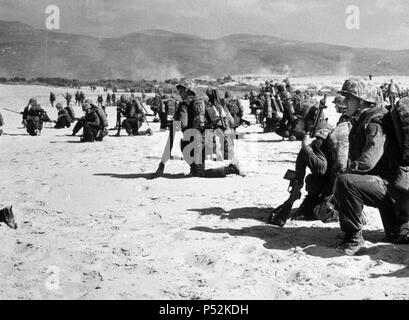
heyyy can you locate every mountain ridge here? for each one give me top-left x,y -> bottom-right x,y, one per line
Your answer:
1,20 -> 409,80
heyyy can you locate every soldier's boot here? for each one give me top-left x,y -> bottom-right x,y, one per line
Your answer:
336,231 -> 364,256
0,206 -> 17,229
225,162 -> 246,177
293,194 -> 320,221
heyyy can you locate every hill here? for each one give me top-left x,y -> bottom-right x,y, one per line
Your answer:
1,21 -> 409,80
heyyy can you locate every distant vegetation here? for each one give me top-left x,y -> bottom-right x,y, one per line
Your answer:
0,76 -> 259,97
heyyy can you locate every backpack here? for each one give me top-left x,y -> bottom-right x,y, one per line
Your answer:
65,106 -> 76,121
91,104 -> 108,128
192,96 -> 207,130
387,98 -> 409,193
164,99 -> 177,122
225,99 -> 242,128
326,121 -> 351,185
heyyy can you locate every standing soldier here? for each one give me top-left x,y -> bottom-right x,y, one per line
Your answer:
75,90 -> 80,106
97,95 -> 104,108
387,79 -> 400,107
106,93 -> 112,107
63,92 -> 72,108
112,93 -> 116,106
79,91 -> 85,105
49,92 -> 56,108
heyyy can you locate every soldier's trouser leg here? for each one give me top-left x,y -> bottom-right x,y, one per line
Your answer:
82,124 -> 98,142
389,188 -> 409,233
72,120 -> 84,135
389,95 -> 396,107
334,174 -> 398,237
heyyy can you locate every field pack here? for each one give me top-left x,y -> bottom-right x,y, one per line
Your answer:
192,95 -> 207,130
388,98 -> 409,193
91,104 -> 108,128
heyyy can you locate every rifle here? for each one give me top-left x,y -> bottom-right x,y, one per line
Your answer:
240,118 -> 251,127
1,107 -> 23,115
268,169 -> 302,227
310,94 -> 327,138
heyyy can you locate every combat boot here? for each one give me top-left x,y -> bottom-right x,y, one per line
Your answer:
336,231 -> 364,256
0,206 -> 17,229
226,162 -> 246,177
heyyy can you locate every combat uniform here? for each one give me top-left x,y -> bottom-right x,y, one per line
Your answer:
335,78 -> 408,255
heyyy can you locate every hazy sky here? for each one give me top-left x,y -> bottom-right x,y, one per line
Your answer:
1,0 -> 409,49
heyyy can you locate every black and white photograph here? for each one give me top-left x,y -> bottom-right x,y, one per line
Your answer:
1,0 -> 409,302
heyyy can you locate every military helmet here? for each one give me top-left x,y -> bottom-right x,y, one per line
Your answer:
276,84 -> 285,92
120,94 -> 129,103
225,90 -> 233,99
82,103 -> 91,111
338,78 -> 378,103
332,96 -> 346,107
176,80 -> 196,94
55,103 -> 63,109
28,98 -> 37,106
84,99 -> 94,105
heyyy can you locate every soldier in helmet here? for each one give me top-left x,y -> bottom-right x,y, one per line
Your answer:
153,81 -> 245,178
49,92 -> 56,108
275,84 -> 298,141
22,98 -> 52,136
334,78 -> 409,255
78,103 -> 101,142
387,79 -> 400,107
54,103 -> 73,129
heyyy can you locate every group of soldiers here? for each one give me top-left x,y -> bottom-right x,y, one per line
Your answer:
268,77 -> 409,255
248,79 -> 322,141
1,77 -> 409,258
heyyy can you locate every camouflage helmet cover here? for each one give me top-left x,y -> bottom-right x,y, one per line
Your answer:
338,78 -> 378,103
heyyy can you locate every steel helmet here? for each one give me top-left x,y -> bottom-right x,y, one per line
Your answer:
176,80 -> 196,94
332,95 -> 346,107
338,78 -> 378,103
82,103 -> 91,111
120,94 -> 129,103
